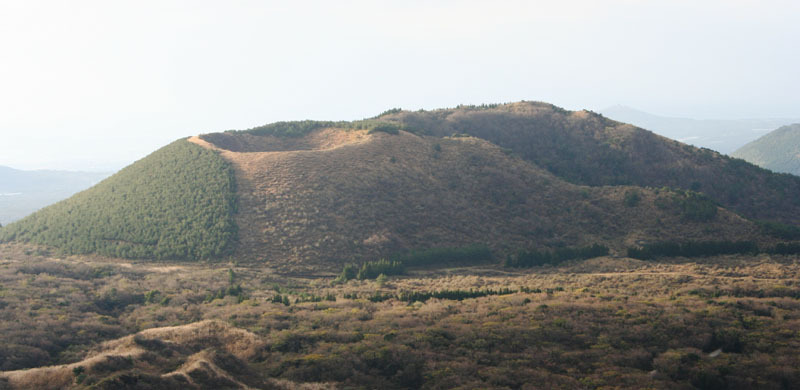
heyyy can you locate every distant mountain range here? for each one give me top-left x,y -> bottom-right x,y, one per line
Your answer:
732,124 -> 800,176
600,105 -> 800,154
0,166 -> 111,225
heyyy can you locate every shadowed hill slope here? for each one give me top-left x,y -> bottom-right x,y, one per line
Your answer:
378,102 -> 800,224
732,123 -> 800,176
194,128 -> 758,273
0,140 -> 237,260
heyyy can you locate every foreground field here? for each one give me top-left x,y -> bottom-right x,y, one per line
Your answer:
0,243 -> 799,389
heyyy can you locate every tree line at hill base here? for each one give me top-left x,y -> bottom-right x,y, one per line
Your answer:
627,240 -> 800,260
337,240 -> 800,281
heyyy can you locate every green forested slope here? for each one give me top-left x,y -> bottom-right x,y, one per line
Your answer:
0,140 -> 237,260
732,124 -> 800,176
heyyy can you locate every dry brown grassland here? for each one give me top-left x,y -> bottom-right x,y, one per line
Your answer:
0,243 -> 799,388
191,128 -> 761,275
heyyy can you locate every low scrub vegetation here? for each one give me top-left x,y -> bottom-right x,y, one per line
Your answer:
3,243 -> 800,389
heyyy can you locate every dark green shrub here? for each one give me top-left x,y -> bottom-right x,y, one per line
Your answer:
767,242 -> 800,255
505,244 -> 608,268
676,192 -> 717,222
357,259 -> 404,280
367,292 -> 394,302
144,290 -> 159,305
391,245 -> 492,268
758,221 -> 800,240
367,123 -> 401,135
335,264 -> 358,283
240,119 -> 408,137
624,189 -> 641,207
397,287 -> 516,303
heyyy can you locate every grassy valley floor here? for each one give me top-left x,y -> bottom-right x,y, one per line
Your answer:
0,243 -> 799,389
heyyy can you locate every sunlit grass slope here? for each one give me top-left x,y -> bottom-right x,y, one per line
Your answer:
0,140 -> 237,260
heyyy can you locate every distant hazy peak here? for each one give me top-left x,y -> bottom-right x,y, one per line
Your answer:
599,106 -> 800,154
732,123 -> 800,176
601,105 -> 659,117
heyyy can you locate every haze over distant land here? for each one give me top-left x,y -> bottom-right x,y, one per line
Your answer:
0,166 -> 111,225
1,1 -> 799,170
600,106 -> 800,154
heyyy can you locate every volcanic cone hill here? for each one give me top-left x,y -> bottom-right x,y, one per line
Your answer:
194,124 -> 758,272
2,101 -> 795,270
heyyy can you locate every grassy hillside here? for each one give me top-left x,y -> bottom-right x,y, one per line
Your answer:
732,123 -> 800,176
0,140 -> 237,260
376,102 -> 800,224
196,128 -> 759,273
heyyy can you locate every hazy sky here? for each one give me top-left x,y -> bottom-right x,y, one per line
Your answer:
1,0 -> 799,171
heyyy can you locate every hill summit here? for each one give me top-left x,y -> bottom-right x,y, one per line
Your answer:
3,101 -> 798,271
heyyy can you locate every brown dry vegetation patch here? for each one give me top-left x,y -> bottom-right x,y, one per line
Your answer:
2,320 -> 259,389
2,246 -> 800,389
196,128 -> 368,153
192,128 -> 759,273
0,320 -> 301,389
